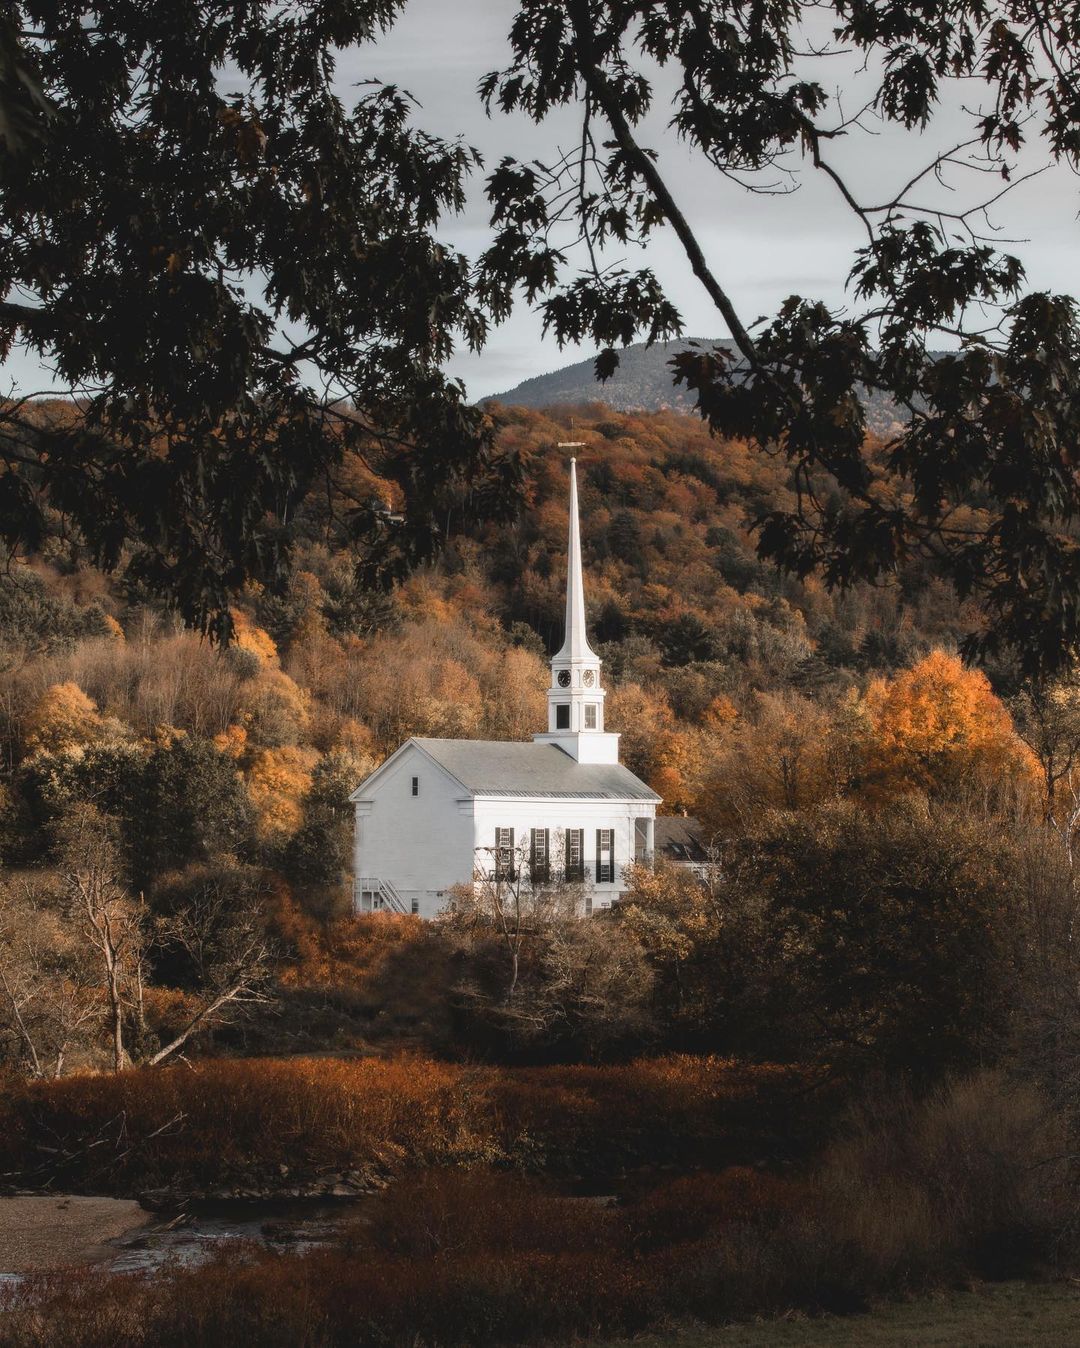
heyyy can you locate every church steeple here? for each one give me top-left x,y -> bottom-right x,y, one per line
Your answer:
534,454 -> 620,765
556,458 -> 598,664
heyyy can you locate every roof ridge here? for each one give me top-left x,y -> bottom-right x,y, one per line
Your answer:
409,737 -> 660,802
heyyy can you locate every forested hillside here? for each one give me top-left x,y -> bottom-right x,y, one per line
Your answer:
0,398 -> 1062,1077
0,398 -> 1006,854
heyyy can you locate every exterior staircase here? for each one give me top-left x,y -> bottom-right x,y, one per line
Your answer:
355,877 -> 411,915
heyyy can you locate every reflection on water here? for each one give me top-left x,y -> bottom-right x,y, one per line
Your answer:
0,1197 -> 372,1290
109,1197 -> 371,1276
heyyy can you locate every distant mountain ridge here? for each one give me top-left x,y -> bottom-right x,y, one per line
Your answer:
490,338 -> 718,415
489,338 -> 911,436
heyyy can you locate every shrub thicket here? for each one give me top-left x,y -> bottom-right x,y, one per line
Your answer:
0,1053 -> 818,1194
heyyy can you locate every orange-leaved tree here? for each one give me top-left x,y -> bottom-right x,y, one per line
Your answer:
863,651 -> 1035,802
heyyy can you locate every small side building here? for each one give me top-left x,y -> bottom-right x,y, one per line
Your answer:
654,816 -> 713,880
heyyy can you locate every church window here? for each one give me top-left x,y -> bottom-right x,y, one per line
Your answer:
596,828 -> 614,883
584,704 -> 598,729
555,703 -> 571,730
495,827 -> 515,880
530,828 -> 550,883
565,828 -> 585,882
411,897 -> 420,914
411,776 -> 419,796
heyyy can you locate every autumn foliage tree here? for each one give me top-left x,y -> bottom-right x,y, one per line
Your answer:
863,651 -> 1034,802
0,872 -> 98,1077
246,746 -> 318,844
617,862 -> 722,1032
56,805 -> 145,1072
697,691 -> 852,834
1009,676 -> 1080,854
23,681 -> 106,756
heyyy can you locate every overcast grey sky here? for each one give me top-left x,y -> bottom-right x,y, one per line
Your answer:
347,0 -> 1080,401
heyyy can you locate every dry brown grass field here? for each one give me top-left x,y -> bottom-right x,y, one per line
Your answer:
601,1281 -> 1080,1347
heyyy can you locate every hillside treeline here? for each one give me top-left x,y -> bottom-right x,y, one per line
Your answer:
0,402 -> 1076,1075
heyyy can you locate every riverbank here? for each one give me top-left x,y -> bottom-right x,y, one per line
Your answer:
0,1175 -> 1077,1347
0,1197 -> 151,1273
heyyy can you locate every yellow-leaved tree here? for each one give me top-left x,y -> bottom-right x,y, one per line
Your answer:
696,690 -> 849,833
23,682 -> 105,756
246,746 -> 319,841
230,608 -> 279,666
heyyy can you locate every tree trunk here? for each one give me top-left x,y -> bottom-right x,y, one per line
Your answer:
0,969 -> 42,1078
104,943 -> 125,1072
146,983 -> 249,1067
110,987 -> 124,1071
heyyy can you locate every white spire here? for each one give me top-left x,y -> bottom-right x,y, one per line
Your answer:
556,458 -> 597,661
534,451 -> 619,763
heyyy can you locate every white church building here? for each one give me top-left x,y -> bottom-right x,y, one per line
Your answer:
349,458 -> 660,919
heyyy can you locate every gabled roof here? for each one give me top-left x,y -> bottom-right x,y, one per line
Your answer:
353,737 -> 659,802
655,816 -> 711,863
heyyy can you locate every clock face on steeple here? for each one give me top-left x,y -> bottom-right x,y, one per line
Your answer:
582,670 -> 595,687
557,670 -> 571,687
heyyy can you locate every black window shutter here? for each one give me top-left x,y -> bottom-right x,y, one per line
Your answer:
531,828 -> 549,883
496,827 -> 515,880
566,828 -> 584,882
596,828 -> 614,883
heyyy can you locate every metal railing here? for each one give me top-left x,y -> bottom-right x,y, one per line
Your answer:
379,879 -> 410,915
355,877 -> 410,915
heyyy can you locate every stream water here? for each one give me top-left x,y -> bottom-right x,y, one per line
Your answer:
111,1196 -> 374,1274
1,1187 -> 617,1288
1,1196 -> 374,1288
